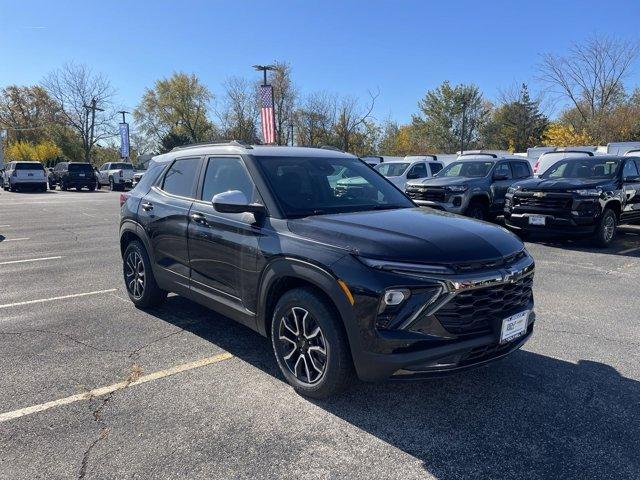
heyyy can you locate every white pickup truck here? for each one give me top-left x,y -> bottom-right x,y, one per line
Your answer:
97,162 -> 135,191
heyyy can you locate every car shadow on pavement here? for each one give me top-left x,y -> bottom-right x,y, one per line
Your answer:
525,225 -> 640,258
147,295 -> 640,480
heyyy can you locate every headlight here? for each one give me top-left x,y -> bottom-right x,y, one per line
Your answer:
572,188 -> 601,197
446,185 -> 467,192
507,185 -> 521,194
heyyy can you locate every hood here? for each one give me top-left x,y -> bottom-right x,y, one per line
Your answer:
287,207 -> 523,264
411,176 -> 482,187
515,177 -> 614,191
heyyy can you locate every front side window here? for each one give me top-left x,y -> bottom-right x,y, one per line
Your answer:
200,157 -> 258,203
543,158 -> 621,179
511,162 -> 530,179
256,156 -> 413,217
439,161 -> 494,178
375,162 -> 410,177
407,163 -> 427,178
494,163 -> 513,179
622,159 -> 639,178
162,158 -> 201,198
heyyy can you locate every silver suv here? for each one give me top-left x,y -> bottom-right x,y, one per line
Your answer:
405,155 -> 533,220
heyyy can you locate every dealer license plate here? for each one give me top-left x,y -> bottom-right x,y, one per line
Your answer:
528,215 -> 545,226
500,310 -> 529,344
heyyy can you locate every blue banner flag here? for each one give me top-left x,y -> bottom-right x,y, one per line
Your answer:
119,123 -> 130,159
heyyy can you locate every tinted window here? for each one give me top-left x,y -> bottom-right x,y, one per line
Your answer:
623,159 -> 639,178
15,163 -> 44,171
201,157 -> 257,202
257,156 -> 413,217
162,158 -> 201,198
408,163 -> 427,178
494,163 -> 512,179
511,162 -> 530,179
111,163 -> 134,170
69,163 -> 94,172
429,163 -> 443,175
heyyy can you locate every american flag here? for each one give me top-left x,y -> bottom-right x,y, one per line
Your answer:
260,85 -> 276,144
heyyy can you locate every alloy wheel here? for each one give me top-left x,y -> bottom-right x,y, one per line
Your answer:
603,215 -> 615,243
124,250 -> 145,299
277,307 -> 327,385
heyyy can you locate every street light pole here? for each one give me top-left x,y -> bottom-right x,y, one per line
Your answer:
252,64 -> 276,86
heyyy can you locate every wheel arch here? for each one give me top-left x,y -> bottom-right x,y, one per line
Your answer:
604,199 -> 622,219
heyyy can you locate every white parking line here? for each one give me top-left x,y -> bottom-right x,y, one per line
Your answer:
618,246 -> 640,255
0,289 -> 117,310
0,225 -> 10,227
1,237 -> 29,242
0,256 -> 62,266
0,352 -> 234,423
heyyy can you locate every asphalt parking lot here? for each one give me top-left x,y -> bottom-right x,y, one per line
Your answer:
0,189 -> 638,480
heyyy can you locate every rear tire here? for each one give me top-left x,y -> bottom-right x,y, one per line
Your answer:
88,184 -> 96,192
123,241 -> 167,308
465,200 -> 487,220
592,208 -> 617,248
271,288 -> 355,399
109,177 -> 116,191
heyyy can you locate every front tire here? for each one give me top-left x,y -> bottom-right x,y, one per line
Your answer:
271,288 -> 355,399
109,177 -> 116,191
123,241 -> 167,308
465,200 -> 487,220
592,208 -> 617,247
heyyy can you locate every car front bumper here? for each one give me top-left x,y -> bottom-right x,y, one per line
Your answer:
413,199 -> 466,214
504,212 -> 598,235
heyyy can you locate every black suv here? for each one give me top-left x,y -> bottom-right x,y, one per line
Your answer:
504,155 -> 640,246
405,155 -> 533,220
119,144 -> 535,398
50,162 -> 98,191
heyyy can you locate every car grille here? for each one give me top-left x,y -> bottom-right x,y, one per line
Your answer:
451,250 -> 526,273
435,273 -> 533,336
513,192 -> 572,211
406,186 -> 446,202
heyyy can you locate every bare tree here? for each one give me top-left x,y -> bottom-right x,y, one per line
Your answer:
43,63 -> 115,162
216,76 -> 260,144
333,90 -> 379,152
293,92 -> 337,147
539,36 -> 639,139
270,62 -> 298,145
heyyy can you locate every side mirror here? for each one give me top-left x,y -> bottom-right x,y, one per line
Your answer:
212,190 -> 266,215
406,172 -> 419,180
493,173 -> 509,181
624,175 -> 640,182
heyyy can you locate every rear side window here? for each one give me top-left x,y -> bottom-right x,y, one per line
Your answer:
200,157 -> 258,202
162,158 -> 201,198
511,162 -> 531,179
429,163 -> 443,175
16,163 -> 44,171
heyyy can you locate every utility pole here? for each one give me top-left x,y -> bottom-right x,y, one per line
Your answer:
83,97 -> 104,163
289,121 -> 294,146
460,99 -> 467,155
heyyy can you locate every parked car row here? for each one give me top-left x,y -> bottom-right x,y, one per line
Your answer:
0,161 -> 141,192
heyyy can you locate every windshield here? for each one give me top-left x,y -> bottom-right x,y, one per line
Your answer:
68,163 -> 94,172
375,162 -> 410,177
438,161 -> 494,178
111,163 -> 134,170
542,158 -> 621,179
257,156 -> 414,217
15,163 -> 44,170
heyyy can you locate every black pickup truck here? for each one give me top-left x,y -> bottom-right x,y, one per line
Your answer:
504,155 -> 640,246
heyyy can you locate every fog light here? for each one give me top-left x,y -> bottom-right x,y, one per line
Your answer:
384,289 -> 410,306
453,196 -> 462,207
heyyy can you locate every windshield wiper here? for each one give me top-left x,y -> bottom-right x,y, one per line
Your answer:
369,205 -> 407,210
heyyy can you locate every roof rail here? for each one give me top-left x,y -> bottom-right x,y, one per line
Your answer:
320,145 -> 344,152
171,140 -> 253,152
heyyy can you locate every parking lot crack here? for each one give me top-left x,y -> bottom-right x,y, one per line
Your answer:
0,329 -> 127,354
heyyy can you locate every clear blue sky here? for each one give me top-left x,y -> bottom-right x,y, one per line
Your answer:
2,0 -> 640,124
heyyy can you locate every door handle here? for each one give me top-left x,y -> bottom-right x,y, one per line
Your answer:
190,212 -> 209,226
141,202 -> 154,211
